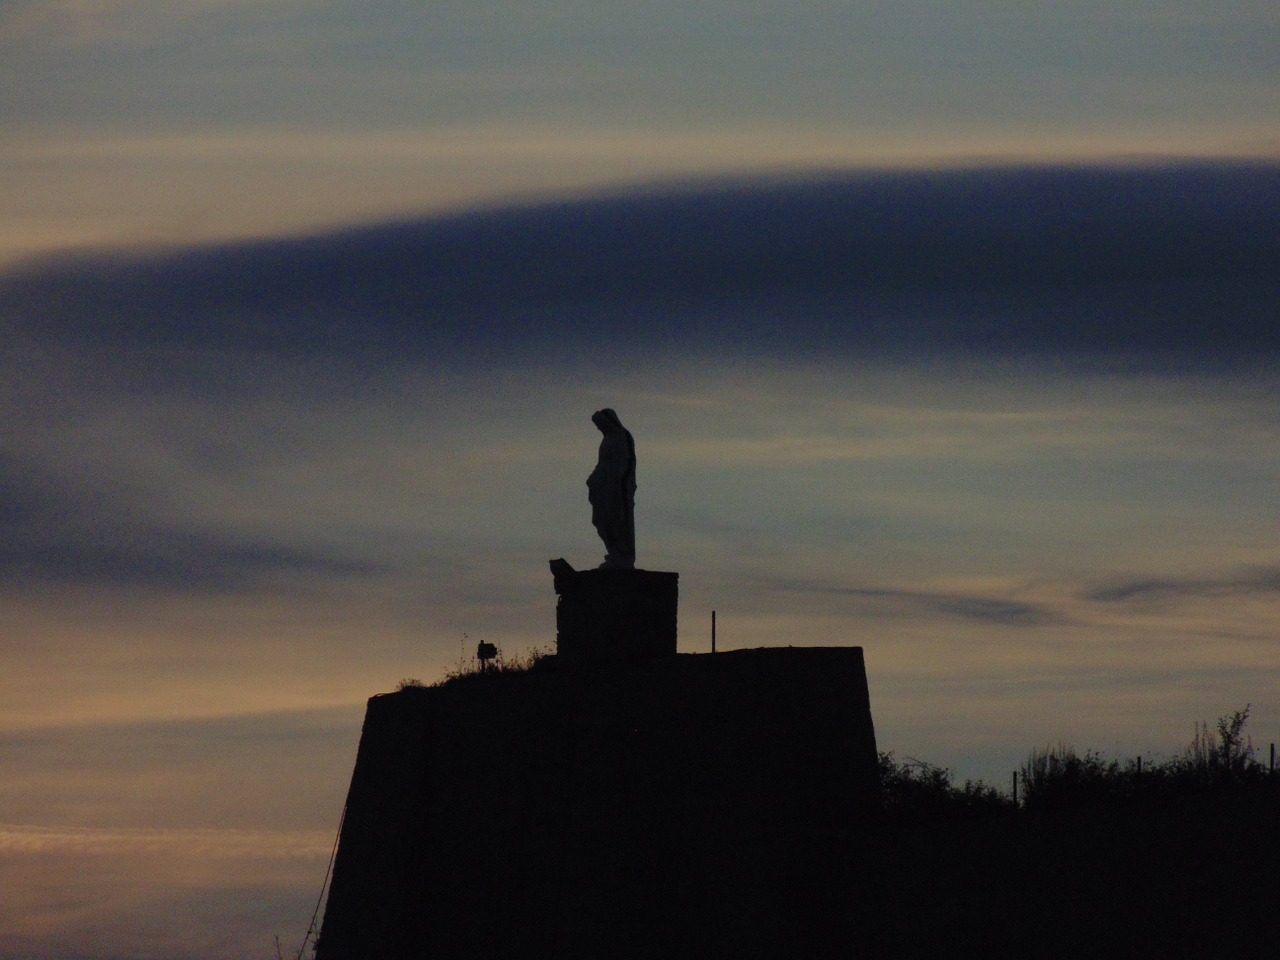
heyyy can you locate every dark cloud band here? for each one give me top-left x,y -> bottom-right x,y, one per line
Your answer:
768,578 -> 1068,627
1085,567 -> 1280,604
4,162 -> 1278,369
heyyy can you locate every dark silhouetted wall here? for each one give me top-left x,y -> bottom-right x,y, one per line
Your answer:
318,647 -> 878,960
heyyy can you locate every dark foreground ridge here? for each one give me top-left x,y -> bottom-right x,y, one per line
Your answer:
316,650 -> 1280,958
316,551 -> 1276,957
317,647 -> 879,960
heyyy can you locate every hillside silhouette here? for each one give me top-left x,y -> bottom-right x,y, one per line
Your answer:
315,644 -> 1276,959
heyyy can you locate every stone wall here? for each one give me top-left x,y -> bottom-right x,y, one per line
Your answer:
317,647 -> 878,960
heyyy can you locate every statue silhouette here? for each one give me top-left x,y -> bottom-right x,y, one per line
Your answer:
586,408 -> 636,569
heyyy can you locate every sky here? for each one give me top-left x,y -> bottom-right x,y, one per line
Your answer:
3,3 -> 1280,959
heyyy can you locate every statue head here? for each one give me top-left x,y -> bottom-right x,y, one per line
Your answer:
592,408 -> 624,434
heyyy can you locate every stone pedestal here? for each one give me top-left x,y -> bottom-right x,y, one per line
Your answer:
317,646 -> 880,960
550,560 -> 678,663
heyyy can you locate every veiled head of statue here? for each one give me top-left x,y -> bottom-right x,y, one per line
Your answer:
592,408 -> 624,433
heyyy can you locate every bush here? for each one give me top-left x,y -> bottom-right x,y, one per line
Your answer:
1020,706 -> 1273,811
1161,704 -> 1272,789
1019,745 -> 1136,810
879,752 -> 1014,823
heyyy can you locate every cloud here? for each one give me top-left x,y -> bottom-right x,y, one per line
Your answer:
767,577 -> 1069,627
4,163 -> 1278,369
2,525 -> 385,592
0,1 -> 293,50
2,708 -> 362,829
0,823 -> 333,859
0,455 -> 384,592
0,710 -> 349,959
1085,567 -> 1280,605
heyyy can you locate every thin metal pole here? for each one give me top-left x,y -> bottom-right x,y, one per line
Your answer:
1012,770 -> 1018,806
1271,742 -> 1275,774
711,610 -> 717,653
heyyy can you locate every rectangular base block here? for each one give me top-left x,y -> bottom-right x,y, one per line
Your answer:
552,565 -> 678,662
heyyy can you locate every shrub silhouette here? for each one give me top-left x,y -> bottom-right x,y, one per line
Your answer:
1169,703 -> 1258,783
878,706 -> 1272,821
1020,705 -> 1272,811
878,752 -> 1014,822
429,645 -> 555,687
1019,744 -> 1132,809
